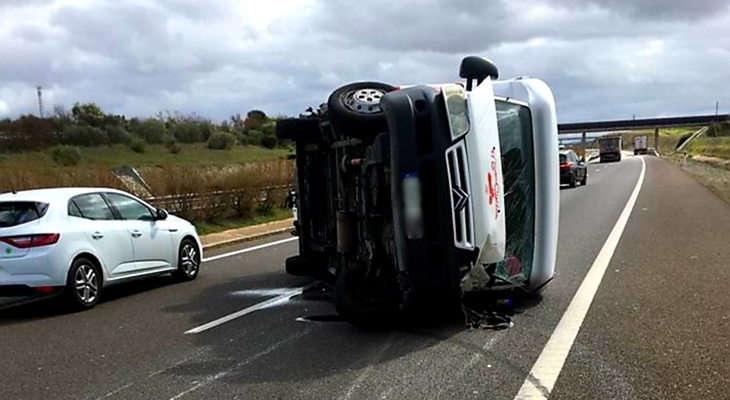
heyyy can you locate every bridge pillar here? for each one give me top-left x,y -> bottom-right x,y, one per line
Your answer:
654,128 -> 659,152
581,131 -> 586,158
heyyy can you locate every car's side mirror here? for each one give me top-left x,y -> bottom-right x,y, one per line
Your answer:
581,156 -> 586,163
154,208 -> 168,221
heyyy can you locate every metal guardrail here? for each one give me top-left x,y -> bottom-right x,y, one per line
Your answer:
143,185 -> 293,213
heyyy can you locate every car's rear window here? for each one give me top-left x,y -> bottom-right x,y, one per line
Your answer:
0,201 -> 50,228
559,154 -> 567,163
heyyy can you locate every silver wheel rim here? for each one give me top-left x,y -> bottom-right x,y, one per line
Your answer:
181,244 -> 199,276
74,264 -> 98,304
344,88 -> 385,115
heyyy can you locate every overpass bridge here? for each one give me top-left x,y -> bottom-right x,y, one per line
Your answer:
557,113 -> 730,155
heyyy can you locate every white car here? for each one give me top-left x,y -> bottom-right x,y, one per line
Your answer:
0,187 -> 203,310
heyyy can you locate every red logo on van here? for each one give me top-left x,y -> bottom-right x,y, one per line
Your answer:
486,147 -> 501,219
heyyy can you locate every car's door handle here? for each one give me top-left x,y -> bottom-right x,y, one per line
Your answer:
91,232 -> 104,240
131,231 -> 142,238
168,228 -> 178,232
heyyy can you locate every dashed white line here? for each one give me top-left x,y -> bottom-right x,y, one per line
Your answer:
513,157 -> 646,400
202,237 -> 297,263
184,282 -> 317,334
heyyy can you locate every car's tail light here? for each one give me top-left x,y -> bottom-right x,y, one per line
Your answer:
560,162 -> 572,169
0,233 -> 60,248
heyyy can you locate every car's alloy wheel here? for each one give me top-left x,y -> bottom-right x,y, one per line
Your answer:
66,258 -> 102,310
75,264 -> 99,304
174,239 -> 200,282
181,243 -> 199,277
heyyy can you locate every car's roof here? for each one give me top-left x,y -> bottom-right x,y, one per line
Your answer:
0,187 -> 130,203
559,150 -> 574,155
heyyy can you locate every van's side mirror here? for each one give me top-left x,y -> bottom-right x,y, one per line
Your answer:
459,56 -> 499,91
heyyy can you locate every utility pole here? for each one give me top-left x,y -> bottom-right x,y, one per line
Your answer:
36,85 -> 44,118
716,101 -> 720,116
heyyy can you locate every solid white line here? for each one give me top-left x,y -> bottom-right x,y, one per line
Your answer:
513,157 -> 646,400
202,237 -> 297,263
184,282 -> 316,334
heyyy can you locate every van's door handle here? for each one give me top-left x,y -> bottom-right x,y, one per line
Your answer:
91,232 -> 104,240
131,231 -> 142,238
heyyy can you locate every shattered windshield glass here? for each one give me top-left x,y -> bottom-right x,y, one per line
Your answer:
494,100 -> 536,284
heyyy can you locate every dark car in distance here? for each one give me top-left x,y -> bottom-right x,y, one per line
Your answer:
560,149 -> 587,188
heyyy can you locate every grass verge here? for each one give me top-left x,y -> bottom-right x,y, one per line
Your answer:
193,208 -> 292,236
0,143 -> 290,169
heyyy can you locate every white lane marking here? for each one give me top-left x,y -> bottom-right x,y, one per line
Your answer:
340,333 -> 397,400
230,288 -> 296,297
202,237 -> 297,263
514,157 -> 646,400
184,282 -> 317,335
169,329 -> 310,400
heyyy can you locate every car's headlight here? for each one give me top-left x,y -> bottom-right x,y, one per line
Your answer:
402,173 -> 424,239
442,84 -> 470,140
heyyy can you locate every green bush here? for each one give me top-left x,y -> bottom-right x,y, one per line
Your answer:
171,121 -> 202,143
49,145 -> 82,166
61,125 -> 110,147
169,142 -> 182,154
238,133 -> 249,146
105,125 -> 133,145
133,119 -> 166,144
199,121 -> 215,142
207,131 -> 237,150
129,139 -> 147,153
261,135 -> 278,149
163,134 -> 176,149
247,130 -> 264,146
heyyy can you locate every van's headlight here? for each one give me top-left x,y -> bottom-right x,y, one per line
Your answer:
403,174 -> 424,239
442,84 -> 470,140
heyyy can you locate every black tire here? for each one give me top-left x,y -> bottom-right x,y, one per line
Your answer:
286,255 -> 324,277
334,262 -> 401,330
172,238 -> 201,282
276,117 -> 322,144
327,82 -> 397,140
581,171 -> 588,186
65,257 -> 102,311
569,174 -> 577,188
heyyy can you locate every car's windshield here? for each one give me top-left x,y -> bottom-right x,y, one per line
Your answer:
0,201 -> 47,228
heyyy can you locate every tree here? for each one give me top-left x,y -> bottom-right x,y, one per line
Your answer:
71,102 -> 106,128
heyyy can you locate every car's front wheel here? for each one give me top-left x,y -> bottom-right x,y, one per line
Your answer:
581,172 -> 588,186
173,238 -> 201,282
65,257 -> 102,311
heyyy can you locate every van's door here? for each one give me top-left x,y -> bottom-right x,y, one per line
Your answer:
461,77 -> 507,266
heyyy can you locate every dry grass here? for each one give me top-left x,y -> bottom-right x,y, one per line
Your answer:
0,166 -> 125,193
0,158 -> 295,228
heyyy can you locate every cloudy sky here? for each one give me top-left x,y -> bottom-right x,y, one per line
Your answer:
1,0 -> 729,123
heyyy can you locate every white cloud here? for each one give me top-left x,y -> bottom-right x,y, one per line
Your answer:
0,0 -> 729,123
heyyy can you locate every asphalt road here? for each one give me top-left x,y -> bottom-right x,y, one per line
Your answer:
2,154 -> 728,400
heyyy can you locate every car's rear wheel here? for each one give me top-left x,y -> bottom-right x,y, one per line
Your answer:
173,238 -> 200,282
327,82 -> 397,140
65,257 -> 101,311
569,174 -> 577,188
